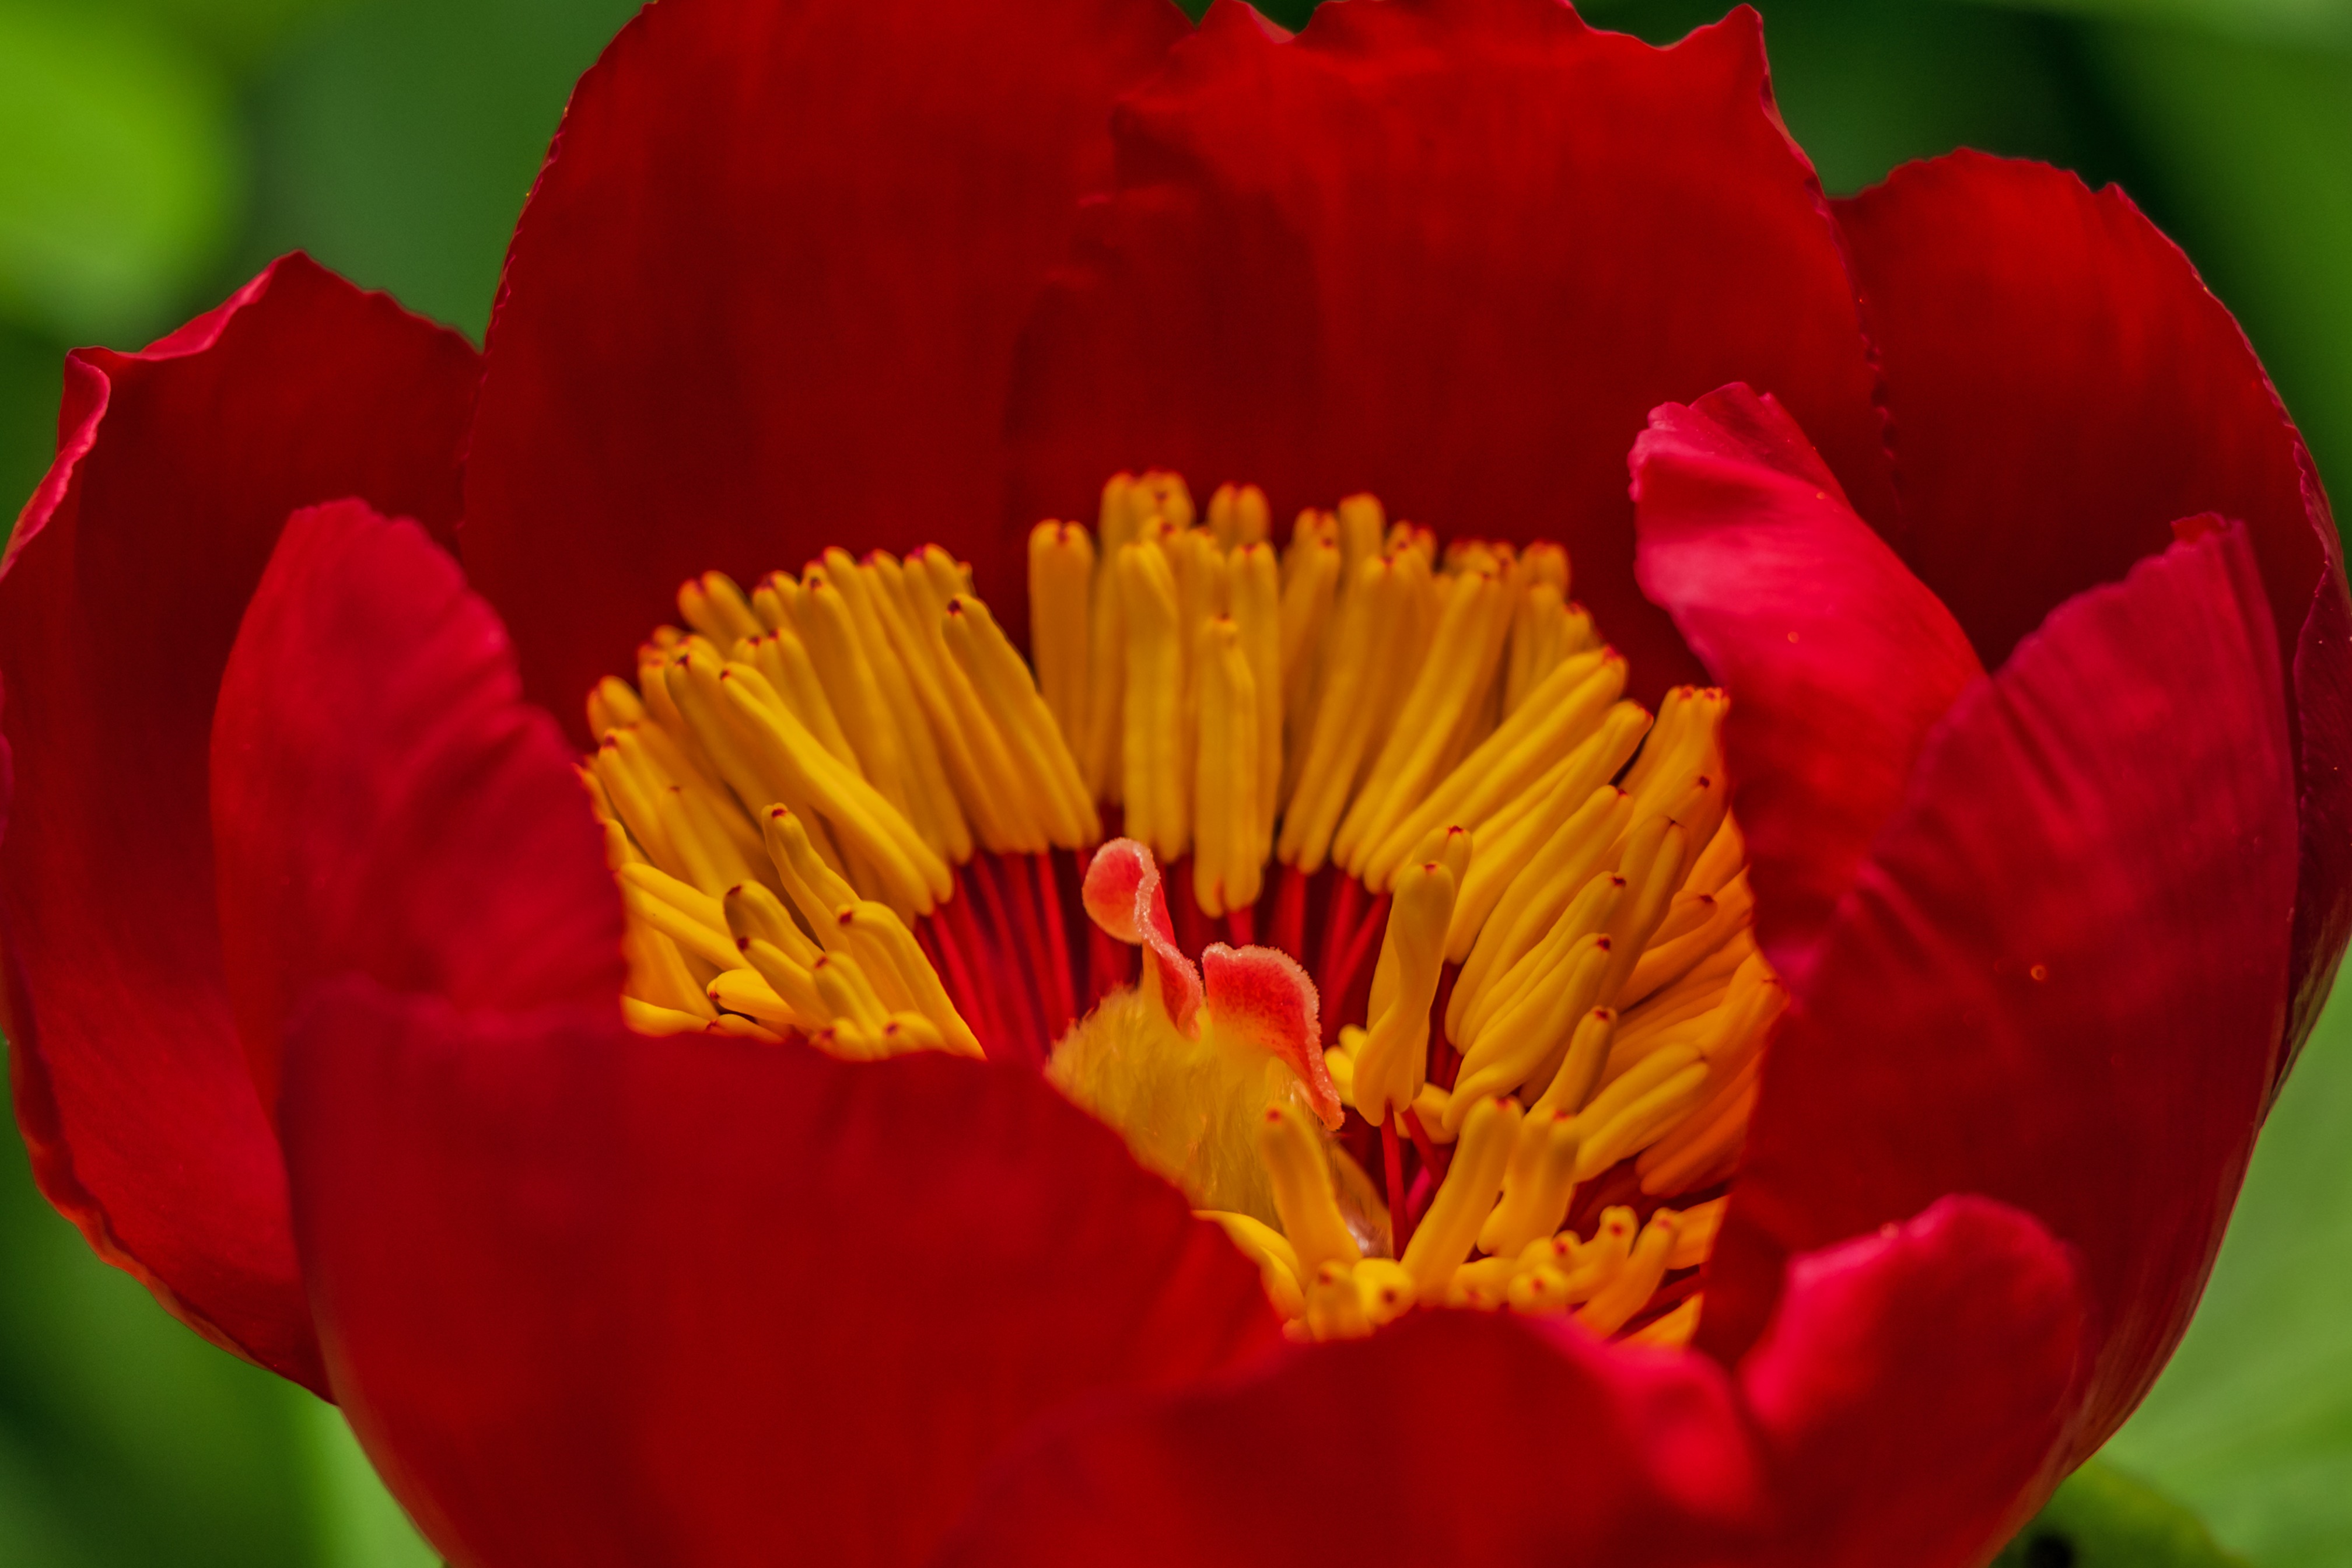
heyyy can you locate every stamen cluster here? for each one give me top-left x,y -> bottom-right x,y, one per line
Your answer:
579,470 -> 1781,1348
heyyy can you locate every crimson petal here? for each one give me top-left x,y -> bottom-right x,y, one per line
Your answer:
1632,384 -> 1982,985
1009,0 -> 1890,704
0,255 -> 478,1391
1700,523 -> 2296,1467
1836,149 -> 2350,1076
932,1196 -> 2080,1568
282,987 -> 1280,1568
461,0 -> 1188,730
211,500 -> 624,1119
1737,1195 -> 2084,1568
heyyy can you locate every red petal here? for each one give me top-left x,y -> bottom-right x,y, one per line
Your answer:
279,984 -> 1279,1567
1009,0 -> 1890,705
211,500 -> 624,1119
1836,150 -> 2350,1076
1202,942 -> 1336,1128
1700,524 -> 2296,1465
1632,384 -> 1982,985
1083,837 -> 1203,1031
461,0 -> 1187,729
0,256 -> 479,1391
936,1310 -> 1763,1567
1737,1196 -> 2085,1568
935,1197 -> 2081,1567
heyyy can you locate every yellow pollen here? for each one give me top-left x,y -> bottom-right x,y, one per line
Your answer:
579,468 -> 1779,1348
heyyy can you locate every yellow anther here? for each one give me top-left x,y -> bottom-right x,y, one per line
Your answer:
1455,869 -> 1624,1058
1638,1061 -> 1762,1197
738,936 -> 826,1026
1353,1258 -> 1416,1326
622,996 -> 709,1035
1228,543 -> 1283,848
722,880 -> 820,965
1192,617 -> 1263,915
1444,1254 -> 1520,1311
1448,785 -> 1630,1027
678,570 -> 764,648
887,548 -> 1030,854
1622,875 -> 1755,1009
1324,1046 -> 1357,1107
1335,493 -> 1385,586
1118,536 -> 1190,863
1478,1110 -> 1583,1258
795,569 -> 914,817
1368,825 -> 1466,1024
587,674 -> 647,734
1199,1210 -> 1306,1320
707,967 -> 805,1032
1684,811 -> 1746,897
1530,1006 -> 1617,1118
1409,1083 -> 1457,1143
874,1012 -> 946,1057
1598,817 -> 1688,1004
742,623 -> 862,777
811,950 -> 890,1033
1626,1294 -> 1704,1350
1664,1198 -> 1727,1271
1562,1206 -> 1637,1301
943,594 -> 1098,849
761,807 -> 858,934
1029,520 -> 1096,749
1506,1264 -> 1573,1317
1335,561 -> 1513,872
1259,1102 -> 1362,1279
618,860 -> 726,936
750,571 -> 799,631
724,675 -> 950,914
1279,554 -> 1418,872
1439,705 -> 1646,950
1452,931 -> 1612,1115
1577,1212 -> 1681,1336
622,921 -> 712,1017
823,550 -> 970,858
1306,1259 -> 1371,1340
1573,1052 -> 1711,1182
1136,469 -> 1196,533
834,900 -> 983,1059
1275,529 -> 1340,807
1352,858 -> 1455,1125
1398,1095 -> 1520,1303
620,878 -> 740,973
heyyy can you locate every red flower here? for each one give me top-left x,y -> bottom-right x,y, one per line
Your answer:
4,0 -> 2343,1564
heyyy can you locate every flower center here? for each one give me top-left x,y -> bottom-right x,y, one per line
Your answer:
579,470 -> 1779,1349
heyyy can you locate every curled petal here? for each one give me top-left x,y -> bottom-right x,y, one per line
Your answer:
463,0 -> 1187,727
1633,384 -> 1982,984
1703,523 -> 2296,1466
1738,1196 -> 2086,1568
1839,149 -> 2349,1074
212,499 -> 625,1118
0,254 -> 478,1391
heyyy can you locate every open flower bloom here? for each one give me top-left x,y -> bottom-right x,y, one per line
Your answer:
4,0 -> 2346,1562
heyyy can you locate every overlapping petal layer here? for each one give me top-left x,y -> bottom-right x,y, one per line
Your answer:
1700,523 -> 2296,1468
1838,150 -> 2351,1072
935,1196 -> 2081,1568
1632,384 -> 1982,984
1007,0 -> 1891,703
0,256 -> 478,1390
461,0 -> 1189,727
239,508 -> 1276,1567
212,500 -> 624,1118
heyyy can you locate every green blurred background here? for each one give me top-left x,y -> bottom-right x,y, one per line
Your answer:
0,0 -> 2346,1562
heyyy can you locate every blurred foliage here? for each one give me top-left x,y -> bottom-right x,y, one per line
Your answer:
1,0 -> 2349,1562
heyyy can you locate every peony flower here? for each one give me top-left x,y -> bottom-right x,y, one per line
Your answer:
4,0 -> 2343,1563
